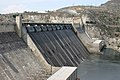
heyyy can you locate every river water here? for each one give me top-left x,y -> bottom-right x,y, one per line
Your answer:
77,48 -> 120,80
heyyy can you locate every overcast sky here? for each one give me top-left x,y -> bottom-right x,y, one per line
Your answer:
0,0 -> 109,14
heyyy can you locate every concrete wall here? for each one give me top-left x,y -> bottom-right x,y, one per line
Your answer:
21,26 -> 59,74
47,67 -> 77,80
72,23 -> 106,53
15,15 -> 59,74
16,15 -> 22,37
0,23 -> 15,32
93,40 -> 105,51
67,69 -> 77,80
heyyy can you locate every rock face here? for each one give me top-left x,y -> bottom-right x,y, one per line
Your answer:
101,0 -> 120,5
101,0 -> 120,7
101,0 -> 120,13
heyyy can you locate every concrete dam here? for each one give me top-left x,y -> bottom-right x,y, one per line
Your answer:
0,15 -> 90,80
0,32 -> 49,80
25,23 -> 89,67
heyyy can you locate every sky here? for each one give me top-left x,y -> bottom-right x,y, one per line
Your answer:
0,0 -> 109,14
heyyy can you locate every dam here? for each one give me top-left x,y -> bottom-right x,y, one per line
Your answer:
24,23 -> 89,67
0,32 -> 49,80
0,15 -> 119,80
0,15 -> 90,80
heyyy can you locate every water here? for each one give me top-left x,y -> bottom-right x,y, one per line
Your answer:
77,48 -> 120,80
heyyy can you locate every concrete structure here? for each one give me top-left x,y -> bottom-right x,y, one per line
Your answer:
24,23 -> 89,67
0,23 -> 15,32
16,15 -> 60,73
16,15 -> 22,37
73,23 -> 106,53
26,31 -> 58,73
21,24 -> 60,74
81,14 -> 90,25
47,67 -> 77,80
0,32 -> 50,80
93,40 -> 105,52
0,15 -> 90,80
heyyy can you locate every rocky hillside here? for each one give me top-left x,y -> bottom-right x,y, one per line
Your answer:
101,0 -> 120,6
0,14 -> 16,23
85,0 -> 120,51
101,0 -> 120,13
56,1 -> 120,51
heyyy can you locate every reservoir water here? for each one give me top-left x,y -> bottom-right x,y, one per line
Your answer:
77,48 -> 120,80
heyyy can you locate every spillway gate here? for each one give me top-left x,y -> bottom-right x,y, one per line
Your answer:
23,23 -> 89,67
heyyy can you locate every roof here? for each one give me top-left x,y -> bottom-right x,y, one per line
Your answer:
47,66 -> 77,80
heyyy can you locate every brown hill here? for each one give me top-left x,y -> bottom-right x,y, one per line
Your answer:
101,0 -> 120,13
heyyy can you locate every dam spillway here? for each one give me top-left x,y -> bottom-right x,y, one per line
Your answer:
25,23 -> 90,67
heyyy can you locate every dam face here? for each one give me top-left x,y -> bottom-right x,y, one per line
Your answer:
25,23 -> 89,67
0,32 -> 49,80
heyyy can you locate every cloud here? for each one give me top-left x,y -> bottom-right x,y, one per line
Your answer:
1,5 -> 26,14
